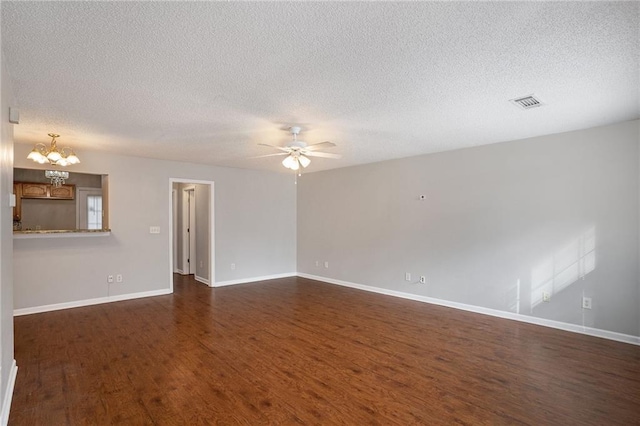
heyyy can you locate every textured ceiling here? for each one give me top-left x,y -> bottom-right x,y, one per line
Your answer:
2,1 -> 638,173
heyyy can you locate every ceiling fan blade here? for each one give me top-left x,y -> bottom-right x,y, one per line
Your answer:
250,153 -> 289,159
258,143 -> 290,153
305,151 -> 342,159
304,141 -> 336,151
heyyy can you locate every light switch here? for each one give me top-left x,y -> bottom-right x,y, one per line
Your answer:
149,226 -> 160,234
9,194 -> 16,208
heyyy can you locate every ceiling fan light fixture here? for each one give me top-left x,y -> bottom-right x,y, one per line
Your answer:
282,155 -> 297,169
298,154 -> 310,168
290,158 -> 300,171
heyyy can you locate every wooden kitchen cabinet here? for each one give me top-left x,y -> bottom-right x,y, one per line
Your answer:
21,183 -> 48,198
13,182 -> 21,221
18,182 -> 75,200
50,185 -> 75,199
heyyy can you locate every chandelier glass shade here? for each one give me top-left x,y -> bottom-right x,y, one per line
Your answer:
27,133 -> 80,167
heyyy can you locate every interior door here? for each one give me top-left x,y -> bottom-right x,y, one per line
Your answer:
183,188 -> 197,275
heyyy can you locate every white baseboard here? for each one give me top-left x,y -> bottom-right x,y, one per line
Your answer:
297,273 -> 640,346
13,272 -> 297,314
0,360 -> 17,426
174,268 -> 184,274
214,272 -> 297,287
194,275 -> 210,285
14,271 -> 636,345
13,289 -> 173,316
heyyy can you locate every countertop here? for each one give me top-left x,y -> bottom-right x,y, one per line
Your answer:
14,229 -> 111,238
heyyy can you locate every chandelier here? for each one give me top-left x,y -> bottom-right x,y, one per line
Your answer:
45,170 -> 69,187
27,133 -> 80,167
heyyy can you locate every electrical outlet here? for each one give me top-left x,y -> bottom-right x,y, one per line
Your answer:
107,275 -> 114,283
543,291 -> 551,302
324,261 -> 329,268
419,276 -> 426,284
116,274 -> 123,283
582,297 -> 592,309
200,260 -> 203,268
231,263 -> 236,270
405,272 -> 411,281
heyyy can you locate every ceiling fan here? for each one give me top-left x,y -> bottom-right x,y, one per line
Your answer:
258,126 -> 341,171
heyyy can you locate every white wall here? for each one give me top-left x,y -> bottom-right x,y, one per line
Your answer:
0,52 -> 16,422
298,120 -> 640,337
13,147 -> 297,310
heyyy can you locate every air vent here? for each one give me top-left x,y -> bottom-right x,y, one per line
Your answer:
510,95 -> 544,110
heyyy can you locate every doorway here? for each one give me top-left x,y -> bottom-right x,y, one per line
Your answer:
169,179 -> 215,290
76,187 -> 104,229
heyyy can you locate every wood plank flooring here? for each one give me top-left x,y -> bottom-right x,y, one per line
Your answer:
10,275 -> 640,425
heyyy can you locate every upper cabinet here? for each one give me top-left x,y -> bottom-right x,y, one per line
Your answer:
19,182 -> 75,200
21,183 -> 48,198
50,185 -> 75,199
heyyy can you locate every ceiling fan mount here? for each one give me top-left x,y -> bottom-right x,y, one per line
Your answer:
286,127 -> 308,150
289,126 -> 302,136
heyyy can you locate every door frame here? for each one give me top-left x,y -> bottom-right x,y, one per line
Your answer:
172,189 -> 179,273
169,178 -> 215,291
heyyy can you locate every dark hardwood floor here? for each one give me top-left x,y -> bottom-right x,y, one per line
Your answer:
10,275 -> 640,425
